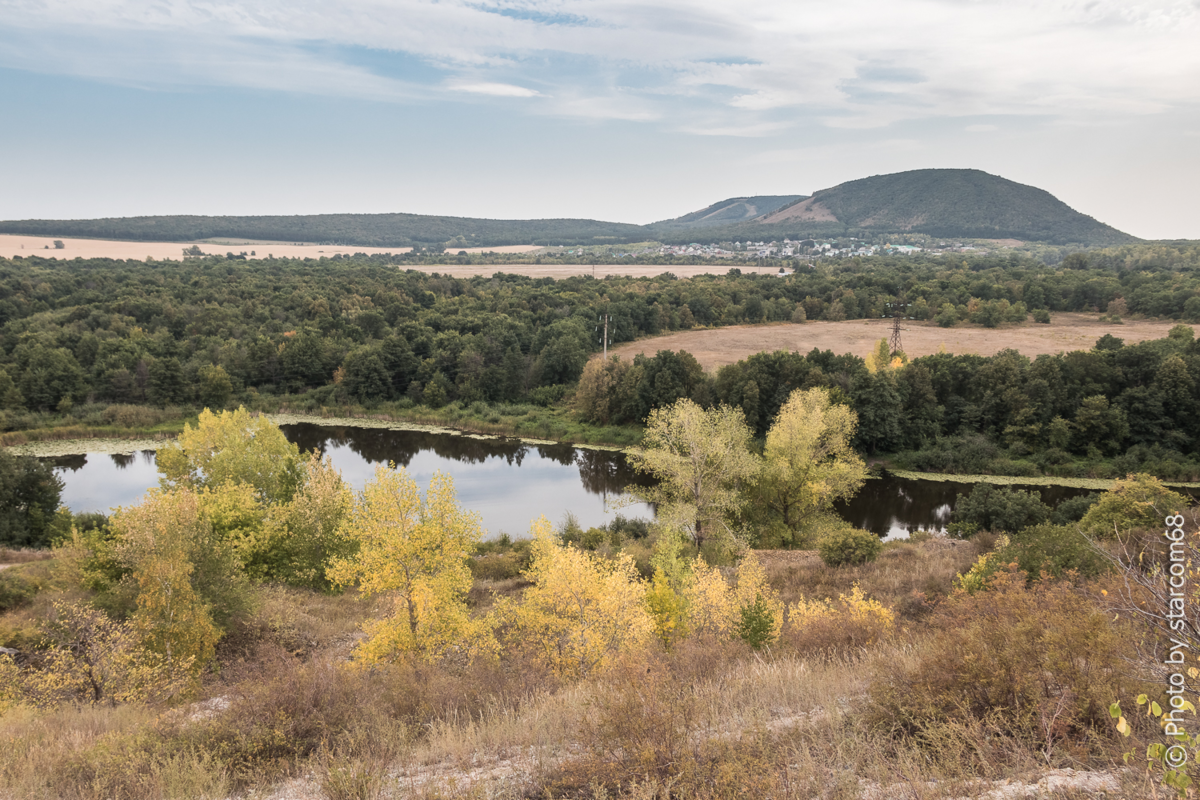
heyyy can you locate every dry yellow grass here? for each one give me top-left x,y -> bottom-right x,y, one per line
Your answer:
0,234 -> 411,261
608,313 -> 1195,367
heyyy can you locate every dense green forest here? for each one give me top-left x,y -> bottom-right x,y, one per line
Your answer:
3,242 -> 1200,478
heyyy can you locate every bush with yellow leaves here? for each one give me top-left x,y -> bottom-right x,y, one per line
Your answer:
509,517 -> 653,677
680,552 -> 784,648
783,583 -> 895,653
1,602 -> 197,709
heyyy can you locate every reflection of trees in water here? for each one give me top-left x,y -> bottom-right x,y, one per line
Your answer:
281,423 -> 536,469
839,475 -> 987,537
279,422 -> 659,503
574,449 -> 653,497
110,453 -> 135,468
51,454 -> 88,472
837,474 -> 1099,537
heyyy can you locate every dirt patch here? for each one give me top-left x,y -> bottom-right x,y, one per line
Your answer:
760,197 -> 838,224
608,313 -> 1194,369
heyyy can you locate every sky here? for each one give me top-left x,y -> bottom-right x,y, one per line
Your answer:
1,0 -> 1198,239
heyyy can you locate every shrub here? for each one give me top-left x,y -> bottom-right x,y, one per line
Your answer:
817,527 -> 883,567
869,568 -> 1140,747
469,552 -> 526,581
0,568 -> 39,615
1049,492 -> 1099,524
784,584 -> 895,653
946,483 -> 1051,538
1078,473 -> 1189,538
908,433 -> 999,474
1032,308 -> 1051,323
956,525 -> 1111,591
736,594 -> 776,650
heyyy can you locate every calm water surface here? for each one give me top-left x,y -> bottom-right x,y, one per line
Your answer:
51,424 -> 654,538
50,424 -> 1099,540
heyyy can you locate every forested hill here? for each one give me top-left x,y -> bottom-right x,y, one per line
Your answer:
0,169 -> 1137,247
755,169 -> 1136,245
0,213 -> 649,249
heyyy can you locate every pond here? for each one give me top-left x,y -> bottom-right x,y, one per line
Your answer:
49,422 -> 1099,540
51,423 -> 655,539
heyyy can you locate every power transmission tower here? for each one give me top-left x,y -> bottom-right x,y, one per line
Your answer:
597,313 -> 609,358
885,296 -> 910,357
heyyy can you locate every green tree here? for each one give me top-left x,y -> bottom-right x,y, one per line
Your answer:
1071,395 -> 1129,454
946,483 -> 1052,538
196,364 -> 233,409
625,399 -> 758,549
0,450 -> 65,548
17,346 -> 87,411
0,368 -> 23,410
148,357 -> 185,405
339,348 -> 391,403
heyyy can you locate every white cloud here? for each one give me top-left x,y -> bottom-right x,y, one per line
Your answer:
448,81 -> 540,97
1,0 -> 1198,130
966,124 -> 997,132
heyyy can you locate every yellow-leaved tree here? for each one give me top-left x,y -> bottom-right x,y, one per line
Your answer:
865,338 -> 906,373
111,490 -> 227,682
328,465 -> 488,664
512,516 -> 653,677
157,406 -> 302,504
755,388 -> 867,546
625,399 -> 758,550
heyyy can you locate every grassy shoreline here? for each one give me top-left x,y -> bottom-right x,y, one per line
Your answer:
0,399 -> 642,455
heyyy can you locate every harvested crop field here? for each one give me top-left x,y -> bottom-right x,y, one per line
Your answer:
0,234 -> 411,260
608,313 -> 1195,368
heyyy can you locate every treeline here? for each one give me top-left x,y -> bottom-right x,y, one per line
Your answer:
576,327 -> 1200,480
0,213 -> 650,249
2,247 -> 1200,473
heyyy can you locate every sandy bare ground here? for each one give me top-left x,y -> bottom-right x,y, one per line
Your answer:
609,313 -> 1195,368
0,234 -> 411,261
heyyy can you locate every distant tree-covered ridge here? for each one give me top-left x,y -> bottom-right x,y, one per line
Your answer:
0,169 -> 1141,248
0,213 -> 649,249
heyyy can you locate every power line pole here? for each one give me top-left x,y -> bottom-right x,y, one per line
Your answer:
598,313 -> 609,359
886,295 -> 910,357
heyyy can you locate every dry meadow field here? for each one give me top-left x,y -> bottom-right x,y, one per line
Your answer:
0,234 -> 411,261
609,313 -> 1196,368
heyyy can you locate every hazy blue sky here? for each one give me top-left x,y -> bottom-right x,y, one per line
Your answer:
2,0 -> 1198,238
